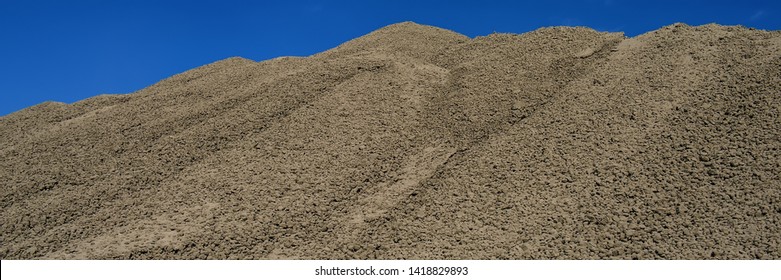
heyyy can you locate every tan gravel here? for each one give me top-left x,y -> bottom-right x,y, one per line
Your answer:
1,22 -> 780,259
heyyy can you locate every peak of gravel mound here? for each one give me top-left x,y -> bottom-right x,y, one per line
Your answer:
320,21 -> 469,62
1,22 -> 780,260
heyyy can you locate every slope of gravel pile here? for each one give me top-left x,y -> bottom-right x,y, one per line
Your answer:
1,22 -> 779,259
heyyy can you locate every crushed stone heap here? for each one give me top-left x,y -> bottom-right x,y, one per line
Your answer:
1,22 -> 780,259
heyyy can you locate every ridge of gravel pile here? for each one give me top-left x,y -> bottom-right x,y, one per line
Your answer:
1,22 -> 779,259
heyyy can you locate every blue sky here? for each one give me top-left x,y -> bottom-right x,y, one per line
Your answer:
1,0 -> 779,116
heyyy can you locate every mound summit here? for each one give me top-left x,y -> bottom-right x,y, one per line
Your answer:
1,22 -> 780,259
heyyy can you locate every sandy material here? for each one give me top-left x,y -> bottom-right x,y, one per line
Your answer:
1,22 -> 780,259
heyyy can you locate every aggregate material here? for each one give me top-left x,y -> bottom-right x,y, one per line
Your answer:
1,22 -> 780,259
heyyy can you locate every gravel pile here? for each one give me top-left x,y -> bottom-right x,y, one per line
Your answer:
1,22 -> 779,259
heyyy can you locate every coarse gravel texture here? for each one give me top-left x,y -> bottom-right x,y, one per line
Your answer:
1,22 -> 780,259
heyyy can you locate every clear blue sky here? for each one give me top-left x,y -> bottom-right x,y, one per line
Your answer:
1,0 -> 779,116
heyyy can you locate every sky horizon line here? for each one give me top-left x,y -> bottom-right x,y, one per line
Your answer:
1,0 -> 779,116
